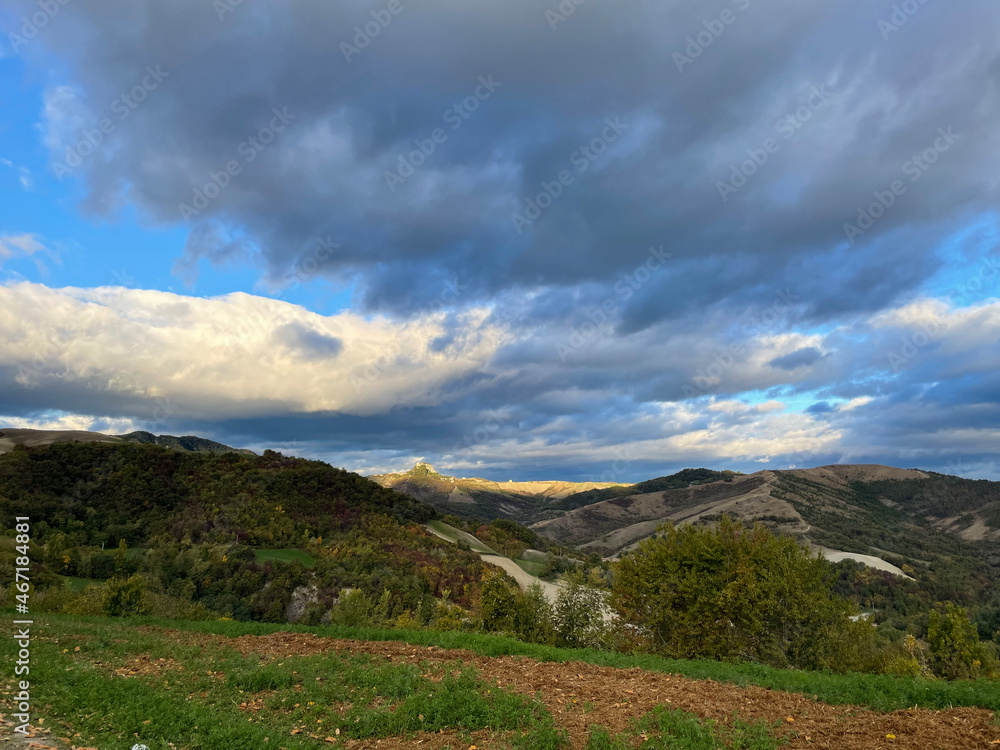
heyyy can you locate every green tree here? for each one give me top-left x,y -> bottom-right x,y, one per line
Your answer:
927,602 -> 991,679
114,539 -> 129,578
553,571 -> 607,648
479,570 -> 518,632
611,516 -> 873,671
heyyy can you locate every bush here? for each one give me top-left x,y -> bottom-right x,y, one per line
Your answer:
102,574 -> 147,617
928,602 -> 996,679
553,573 -> 607,649
611,516 -> 875,671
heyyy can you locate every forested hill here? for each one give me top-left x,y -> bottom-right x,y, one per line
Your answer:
0,442 -> 434,546
0,442 -> 488,623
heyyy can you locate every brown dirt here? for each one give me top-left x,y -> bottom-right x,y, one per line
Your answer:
146,629 -> 1000,750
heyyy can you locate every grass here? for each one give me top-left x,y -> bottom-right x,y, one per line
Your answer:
9,611 -> 1000,715
0,613 -> 550,749
253,548 -> 316,568
426,519 -> 499,554
585,708 -> 785,749
61,575 -> 101,592
515,558 -> 547,576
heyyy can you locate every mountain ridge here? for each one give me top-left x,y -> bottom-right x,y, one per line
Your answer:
0,427 -> 254,455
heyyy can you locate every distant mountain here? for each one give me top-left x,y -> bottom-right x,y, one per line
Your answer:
533,464 -> 1000,558
532,463 -> 1000,636
370,462 -> 630,522
0,427 -> 122,453
553,468 -> 741,511
117,430 -> 256,455
0,427 -> 253,455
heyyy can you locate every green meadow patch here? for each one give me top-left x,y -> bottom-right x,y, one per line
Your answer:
253,548 -> 316,568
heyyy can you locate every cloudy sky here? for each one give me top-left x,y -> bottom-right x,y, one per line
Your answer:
1,0 -> 998,481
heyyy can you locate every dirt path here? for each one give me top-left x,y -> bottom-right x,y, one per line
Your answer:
155,628 -> 1000,750
425,522 -> 563,604
480,554 -> 562,604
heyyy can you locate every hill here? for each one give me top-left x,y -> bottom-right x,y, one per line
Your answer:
116,430 -> 257,454
0,442 -> 486,622
532,463 -> 1000,638
370,462 -> 630,522
0,427 -> 253,455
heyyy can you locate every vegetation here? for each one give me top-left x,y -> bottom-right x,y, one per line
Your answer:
0,443 -> 487,624
773,472 -> 1000,648
612,517 -> 881,672
585,708 -> 784,750
555,468 -> 740,511
0,612 -> 554,749
3,442 -> 998,706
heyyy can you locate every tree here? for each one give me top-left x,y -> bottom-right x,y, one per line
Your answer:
479,570 -> 518,632
611,517 -> 874,671
927,602 -> 992,679
553,571 -> 607,648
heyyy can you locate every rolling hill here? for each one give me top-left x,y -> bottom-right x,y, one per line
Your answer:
0,427 -> 254,455
0,441 -> 486,622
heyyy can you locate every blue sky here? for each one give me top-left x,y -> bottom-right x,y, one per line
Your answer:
1,0 -> 998,481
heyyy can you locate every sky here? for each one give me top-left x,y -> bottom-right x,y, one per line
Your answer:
0,0 -> 998,482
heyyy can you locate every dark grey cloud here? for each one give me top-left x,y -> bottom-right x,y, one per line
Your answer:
5,0 -> 1000,480
12,0 -> 1000,327
769,347 -> 824,371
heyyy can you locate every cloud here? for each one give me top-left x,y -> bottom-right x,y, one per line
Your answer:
0,159 -> 34,190
5,0 -> 1000,480
769,346 -> 825,371
2,282 -> 1000,479
0,282 -> 507,419
0,235 -> 54,272
8,0 -> 998,327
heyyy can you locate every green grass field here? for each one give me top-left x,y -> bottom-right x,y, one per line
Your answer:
0,612 -> 796,750
7,612 -> 1000,714
514,558 -> 547,576
426,519 -> 499,554
253,548 -> 317,568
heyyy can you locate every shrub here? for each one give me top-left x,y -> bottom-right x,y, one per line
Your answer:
611,516 -> 875,671
102,574 -> 147,617
927,602 -> 996,679
553,573 -> 607,649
